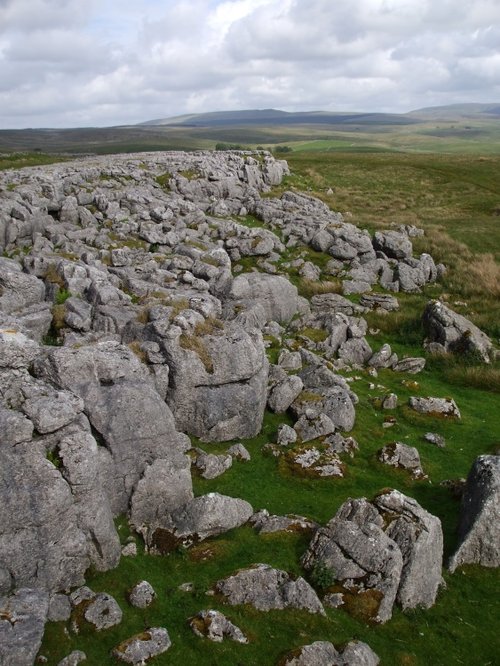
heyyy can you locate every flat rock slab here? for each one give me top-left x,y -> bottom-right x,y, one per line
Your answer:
215,563 -> 325,615
112,627 -> 171,664
409,396 -> 461,418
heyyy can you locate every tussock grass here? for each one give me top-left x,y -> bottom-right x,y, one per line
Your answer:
298,278 -> 342,298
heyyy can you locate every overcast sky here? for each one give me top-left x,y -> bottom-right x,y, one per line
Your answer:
1,0 -> 499,128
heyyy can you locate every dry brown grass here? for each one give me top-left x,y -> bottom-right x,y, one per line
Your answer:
298,278 -> 342,298
128,340 -> 147,363
179,334 -> 214,373
44,263 -> 65,288
193,317 -> 224,337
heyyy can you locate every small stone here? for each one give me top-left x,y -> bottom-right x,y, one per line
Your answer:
227,443 -> 251,461
189,609 -> 248,643
128,581 -> 155,609
57,651 -> 87,666
382,393 -> 398,409
323,592 -> 344,608
121,543 -> 137,557
112,627 -> 171,664
83,593 -> 122,631
424,432 -> 446,448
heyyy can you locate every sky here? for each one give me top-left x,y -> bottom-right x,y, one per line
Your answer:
1,0 -> 499,128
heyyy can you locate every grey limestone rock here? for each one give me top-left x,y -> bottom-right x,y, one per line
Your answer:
423,300 -> 493,363
341,641 -> 380,666
378,442 -> 426,479
22,389 -> 84,434
130,456 -> 193,535
282,640 -> 379,666
163,323 -> 269,442
374,490 -> 443,610
0,588 -> 49,666
112,627 -> 171,664
337,337 -> 373,365
215,563 -> 325,615
148,493 -> 253,553
360,293 -> 399,311
424,432 -> 446,448
128,581 -> 156,609
373,230 -> 413,260
57,651 -> 87,666
0,328 -> 40,369
302,491 -> 443,621
381,393 -> 398,409
393,357 -> 426,374
227,442 -> 251,461
48,593 -> 71,622
194,450 -> 233,479
449,455 -> 500,571
227,273 -> 302,323
409,396 -> 461,418
189,609 -> 248,643
0,405 -> 34,446
368,343 -> 397,369
268,374 -> 304,413
83,592 -> 122,631
293,412 -> 336,443
276,423 -> 298,446
302,518 -> 402,623
250,509 -> 318,534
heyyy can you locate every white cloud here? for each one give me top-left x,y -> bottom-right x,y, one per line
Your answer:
0,0 -> 499,128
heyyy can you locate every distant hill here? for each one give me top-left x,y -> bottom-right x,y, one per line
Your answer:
1,103 -> 498,155
139,108 -> 418,128
408,103 -> 500,120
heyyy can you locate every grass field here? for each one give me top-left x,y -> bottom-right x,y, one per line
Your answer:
2,143 -> 499,665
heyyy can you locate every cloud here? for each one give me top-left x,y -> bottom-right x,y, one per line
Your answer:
0,0 -> 499,128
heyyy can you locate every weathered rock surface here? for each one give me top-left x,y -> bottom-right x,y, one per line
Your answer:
282,640 -> 379,666
302,491 -> 443,622
449,455 -> 500,571
57,650 -> 87,666
215,564 -> 325,615
409,396 -> 461,418
128,581 -> 156,609
0,588 -> 49,666
250,509 -> 318,534
112,627 -> 171,664
423,300 -> 493,362
189,609 -> 248,643
147,493 -> 253,553
378,442 -> 426,479
162,323 -> 269,441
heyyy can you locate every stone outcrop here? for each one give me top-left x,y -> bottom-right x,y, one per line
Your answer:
302,491 -> 443,622
423,300 -> 494,362
449,455 -> 500,571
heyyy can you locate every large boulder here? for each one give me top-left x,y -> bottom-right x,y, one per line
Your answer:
302,491 -> 443,622
449,455 -> 500,571
34,342 -> 192,515
423,300 -> 493,362
162,322 -> 269,442
227,273 -> 304,323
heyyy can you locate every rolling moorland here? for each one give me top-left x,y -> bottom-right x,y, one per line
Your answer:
0,108 -> 499,665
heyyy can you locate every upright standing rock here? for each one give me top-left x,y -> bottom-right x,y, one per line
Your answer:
449,455 -> 500,571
